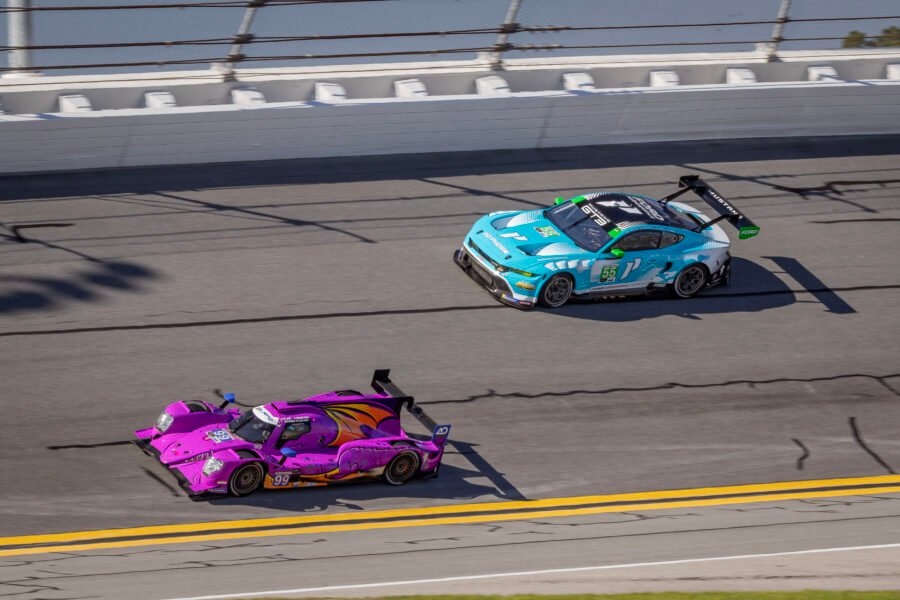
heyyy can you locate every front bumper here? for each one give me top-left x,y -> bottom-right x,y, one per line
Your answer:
453,245 -> 535,310
133,438 -> 227,497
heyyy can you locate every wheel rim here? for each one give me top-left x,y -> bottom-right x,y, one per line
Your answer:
677,267 -> 705,296
390,455 -> 416,481
544,277 -> 572,306
233,465 -> 261,494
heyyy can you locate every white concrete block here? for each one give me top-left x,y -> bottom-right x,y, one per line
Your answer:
725,68 -> 757,84
808,66 -> 839,81
886,64 -> 900,80
393,78 -> 428,98
58,94 -> 92,113
231,87 -> 266,105
144,91 -> 177,109
649,70 -> 680,87
475,75 -> 510,95
562,72 -> 595,91
315,82 -> 346,102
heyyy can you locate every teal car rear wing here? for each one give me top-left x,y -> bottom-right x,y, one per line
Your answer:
661,175 -> 760,239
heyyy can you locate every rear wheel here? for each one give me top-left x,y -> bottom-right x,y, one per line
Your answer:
539,274 -> 573,308
228,462 -> 264,496
673,264 -> 708,298
384,452 -> 420,486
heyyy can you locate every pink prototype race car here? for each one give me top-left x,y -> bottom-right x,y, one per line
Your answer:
134,370 -> 450,497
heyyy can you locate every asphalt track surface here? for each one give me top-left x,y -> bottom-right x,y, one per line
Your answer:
1,135 -> 899,599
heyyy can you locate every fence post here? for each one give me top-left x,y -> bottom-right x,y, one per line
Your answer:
213,0 -> 266,81
4,0 -> 40,78
489,0 -> 523,70
766,0 -> 792,62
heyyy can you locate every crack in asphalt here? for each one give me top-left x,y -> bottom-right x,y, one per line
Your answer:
423,372 -> 900,405
791,438 -> 810,470
1,283 -> 898,338
849,416 -> 897,475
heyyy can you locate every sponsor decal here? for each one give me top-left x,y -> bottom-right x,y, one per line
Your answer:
534,226 -> 560,238
515,280 -> 536,291
482,231 -> 509,255
206,429 -> 232,444
739,226 -> 760,239
186,451 -> 212,463
253,405 -> 279,425
621,258 -> 642,279
707,189 -> 740,216
580,204 -> 611,228
629,196 -> 665,221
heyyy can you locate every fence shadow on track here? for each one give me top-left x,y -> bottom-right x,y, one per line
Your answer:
0,233 -> 159,315
544,257 -> 797,322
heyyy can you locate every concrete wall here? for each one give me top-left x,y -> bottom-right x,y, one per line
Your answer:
1,79 -> 898,174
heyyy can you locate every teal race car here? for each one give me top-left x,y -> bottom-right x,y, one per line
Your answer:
453,175 -> 759,309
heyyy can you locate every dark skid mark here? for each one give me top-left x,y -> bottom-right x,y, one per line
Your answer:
141,467 -> 181,497
773,178 -> 900,196
849,416 -> 896,475
766,256 -> 856,314
2,283 -> 898,338
47,440 -> 132,451
812,218 -> 900,225
791,438 -> 810,471
425,372 -> 900,405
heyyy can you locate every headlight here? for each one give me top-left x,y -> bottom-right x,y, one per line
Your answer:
155,411 -> 173,433
202,457 -> 224,477
507,267 -> 537,277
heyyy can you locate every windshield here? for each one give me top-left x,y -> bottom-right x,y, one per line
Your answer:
228,412 -> 275,444
546,202 -> 612,252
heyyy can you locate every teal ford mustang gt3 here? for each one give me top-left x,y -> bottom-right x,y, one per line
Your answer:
454,175 -> 759,309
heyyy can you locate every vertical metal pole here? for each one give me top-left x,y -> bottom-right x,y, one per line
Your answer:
6,0 -> 37,76
215,0 -> 265,81
489,0 -> 523,71
766,0 -> 792,62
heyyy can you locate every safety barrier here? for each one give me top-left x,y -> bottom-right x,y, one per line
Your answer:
1,53 -> 899,174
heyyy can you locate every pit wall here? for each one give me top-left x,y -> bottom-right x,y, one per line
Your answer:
1,50 -> 899,174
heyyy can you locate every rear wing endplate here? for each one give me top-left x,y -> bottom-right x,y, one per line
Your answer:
661,175 -> 760,239
371,369 -> 449,444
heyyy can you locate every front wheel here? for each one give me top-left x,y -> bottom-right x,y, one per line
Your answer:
384,452 -> 420,486
672,264 -> 708,299
539,274 -> 573,308
228,462 -> 264,496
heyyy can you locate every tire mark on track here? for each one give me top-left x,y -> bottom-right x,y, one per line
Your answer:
424,372 -> 900,405
1,283 -> 898,338
849,416 -> 897,475
792,438 -> 810,470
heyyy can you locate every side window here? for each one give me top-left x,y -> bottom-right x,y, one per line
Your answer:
614,230 -> 660,252
277,420 -> 310,447
658,232 -> 684,249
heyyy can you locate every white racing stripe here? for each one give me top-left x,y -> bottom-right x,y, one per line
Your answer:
164,542 -> 900,600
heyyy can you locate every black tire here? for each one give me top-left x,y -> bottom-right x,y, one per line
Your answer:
228,462 -> 264,497
539,273 -> 574,308
672,264 -> 709,299
383,452 -> 420,486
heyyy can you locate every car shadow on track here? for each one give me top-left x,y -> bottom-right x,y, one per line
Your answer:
204,463 -> 508,512
543,257 -> 796,322
201,437 -> 524,511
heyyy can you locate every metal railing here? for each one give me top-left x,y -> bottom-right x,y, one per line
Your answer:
2,0 -> 898,78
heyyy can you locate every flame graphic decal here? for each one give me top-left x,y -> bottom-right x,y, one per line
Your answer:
322,402 -> 396,447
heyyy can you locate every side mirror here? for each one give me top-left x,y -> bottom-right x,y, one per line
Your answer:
610,248 -> 625,258
553,197 -> 566,205
219,392 -> 236,410
279,446 -> 297,465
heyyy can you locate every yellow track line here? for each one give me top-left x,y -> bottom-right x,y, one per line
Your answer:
1,475 -> 898,557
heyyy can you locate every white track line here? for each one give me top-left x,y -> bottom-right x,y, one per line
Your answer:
164,542 -> 900,600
